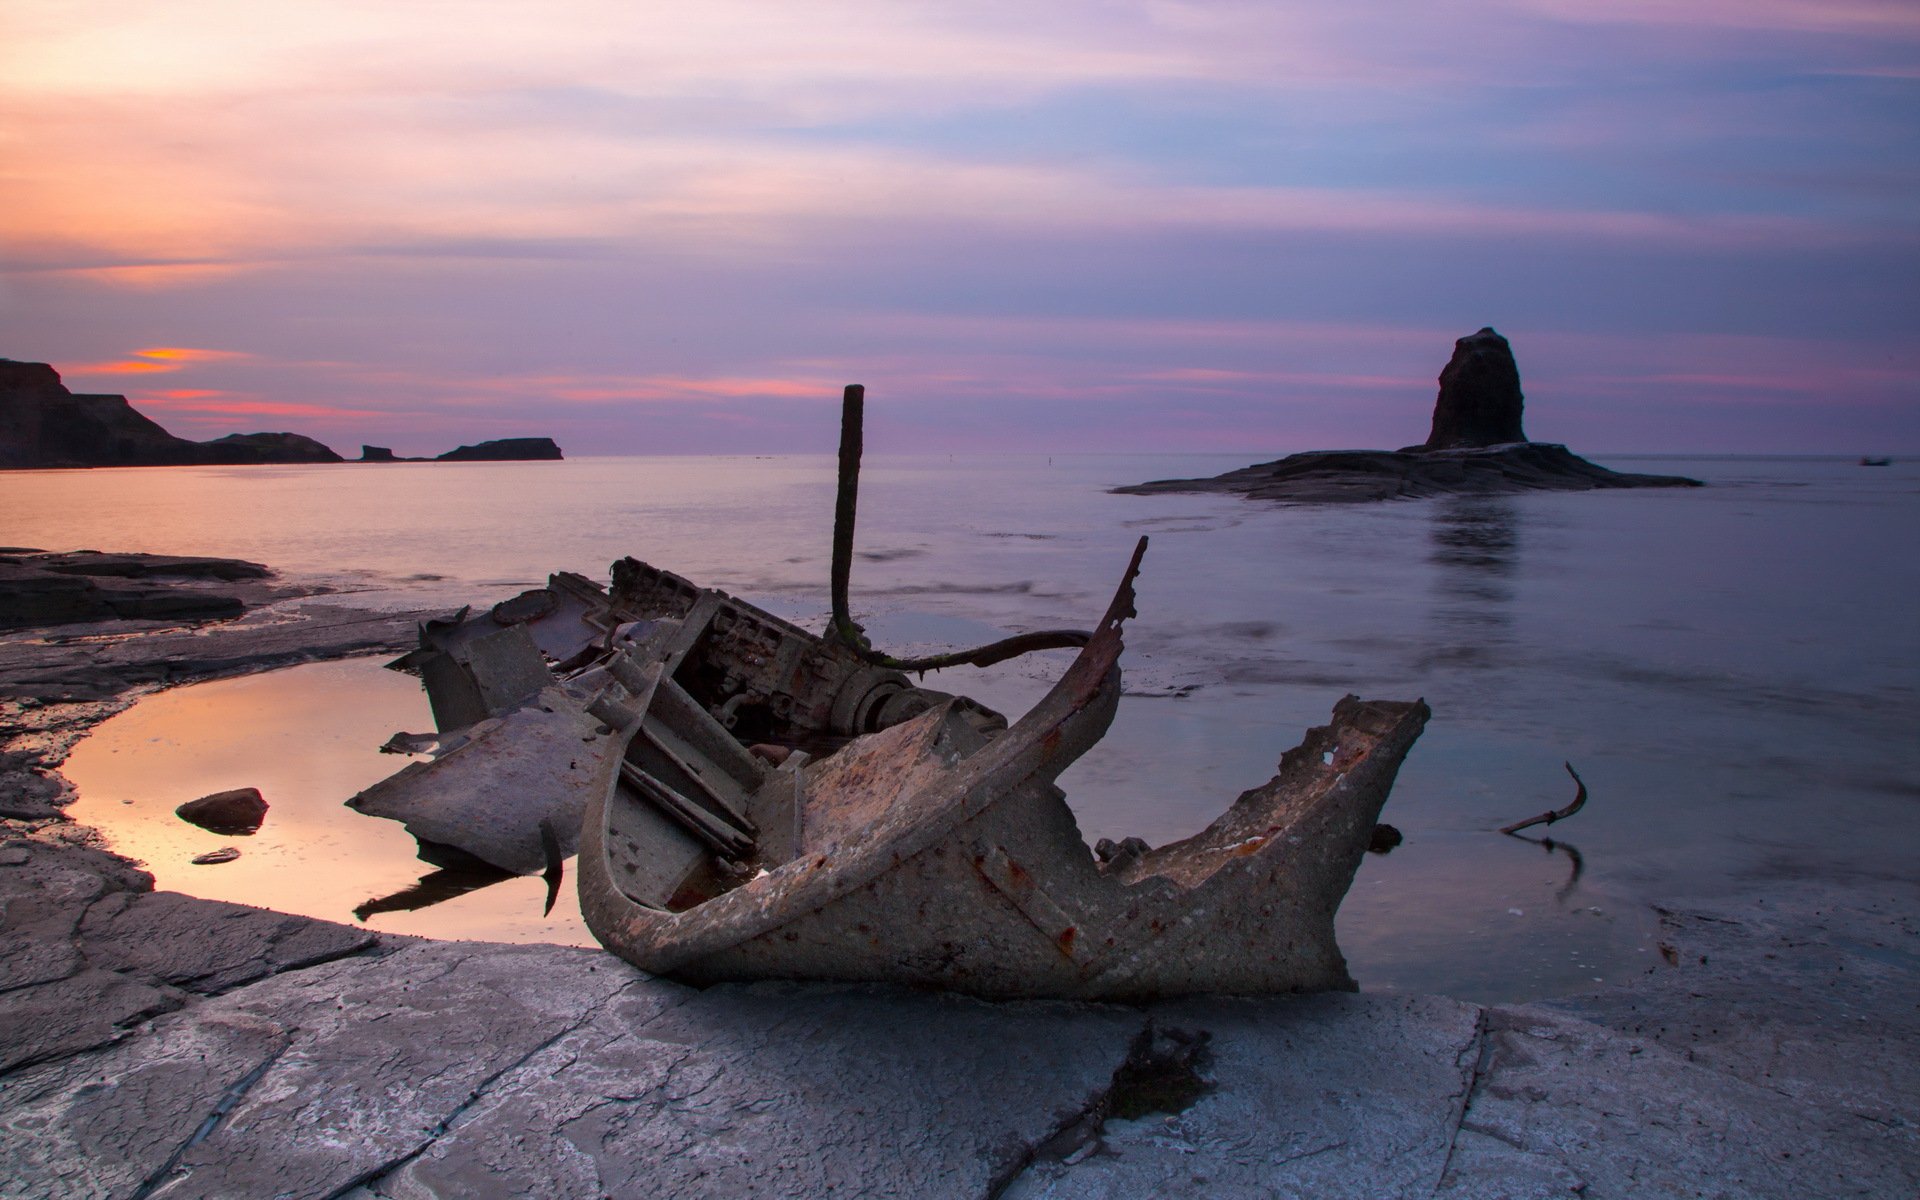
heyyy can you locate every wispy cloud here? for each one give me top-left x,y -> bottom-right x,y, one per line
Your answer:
135,347 -> 249,363
1513,0 -> 1920,37
65,347 -> 250,374
135,396 -> 382,420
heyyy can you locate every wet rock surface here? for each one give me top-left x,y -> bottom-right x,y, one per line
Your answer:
1,563 -> 1914,1197
370,981 -> 1142,1199
1008,993 -> 1485,1198
0,550 -> 283,632
2,824 -> 1912,1198
0,599 -> 421,704
0,839 -> 372,1076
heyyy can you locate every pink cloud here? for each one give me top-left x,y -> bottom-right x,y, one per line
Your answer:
64,346 -> 251,376
132,394 -> 382,421
1138,367 -> 1423,390
547,375 -> 837,403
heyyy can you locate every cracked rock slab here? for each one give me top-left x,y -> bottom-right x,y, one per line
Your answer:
1538,887 -> 1920,1125
1,839 -> 380,1078
1437,1003 -> 1919,1199
0,1008 -> 288,1200
369,981 -> 1147,1200
79,890 -> 378,995
149,942 -> 649,1200
0,839 -> 127,994
1004,992 -> 1483,1200
3,942 -> 649,1200
0,967 -> 186,1076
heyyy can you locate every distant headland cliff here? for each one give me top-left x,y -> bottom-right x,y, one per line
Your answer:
356,438 -> 563,463
0,359 -> 561,469
1116,328 -> 1701,502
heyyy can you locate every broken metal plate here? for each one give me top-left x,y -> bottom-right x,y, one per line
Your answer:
347,688 -> 616,875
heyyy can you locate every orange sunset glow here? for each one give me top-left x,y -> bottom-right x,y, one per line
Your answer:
3,0 -> 1914,454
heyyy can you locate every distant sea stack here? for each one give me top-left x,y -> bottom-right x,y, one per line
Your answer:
1420,327 -> 1527,450
1116,328 -> 1701,503
2,358 -> 562,469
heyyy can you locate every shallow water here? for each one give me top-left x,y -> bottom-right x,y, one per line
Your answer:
20,452 -> 1920,1003
62,659 -> 592,946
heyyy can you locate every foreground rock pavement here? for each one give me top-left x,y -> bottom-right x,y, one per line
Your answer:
3,831 -> 1913,1199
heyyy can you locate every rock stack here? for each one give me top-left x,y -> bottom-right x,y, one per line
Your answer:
1115,329 -> 1702,503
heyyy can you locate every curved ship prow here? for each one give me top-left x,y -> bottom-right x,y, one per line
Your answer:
577,538 -> 1429,1000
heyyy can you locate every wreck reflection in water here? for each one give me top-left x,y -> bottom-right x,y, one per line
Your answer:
352,862 -> 515,923
63,658 -> 595,946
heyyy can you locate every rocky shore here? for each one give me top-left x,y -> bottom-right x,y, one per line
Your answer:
1,559 -> 1914,1197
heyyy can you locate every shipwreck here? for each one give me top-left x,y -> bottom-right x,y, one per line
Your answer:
350,387 -> 1430,999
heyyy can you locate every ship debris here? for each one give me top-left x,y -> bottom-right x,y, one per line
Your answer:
349,386 -> 1430,998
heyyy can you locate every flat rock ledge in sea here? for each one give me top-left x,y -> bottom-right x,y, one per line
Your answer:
1117,441 -> 1702,503
1116,328 -> 1702,503
0,549 -> 282,632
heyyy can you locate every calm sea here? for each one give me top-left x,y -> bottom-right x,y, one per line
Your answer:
12,452 -> 1917,1002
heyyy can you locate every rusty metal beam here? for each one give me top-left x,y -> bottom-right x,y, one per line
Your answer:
826,383 -> 1095,671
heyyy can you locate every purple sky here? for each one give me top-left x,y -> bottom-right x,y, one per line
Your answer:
5,1 -> 1916,455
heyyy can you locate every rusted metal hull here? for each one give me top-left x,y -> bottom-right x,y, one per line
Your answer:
579,547 -> 1430,1000
359,557 -> 1005,875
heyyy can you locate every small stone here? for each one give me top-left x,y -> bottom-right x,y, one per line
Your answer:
192,847 -> 241,865
176,787 -> 268,834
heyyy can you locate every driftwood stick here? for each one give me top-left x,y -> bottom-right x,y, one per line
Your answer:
825,383 -> 1095,671
1499,762 -> 1587,836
